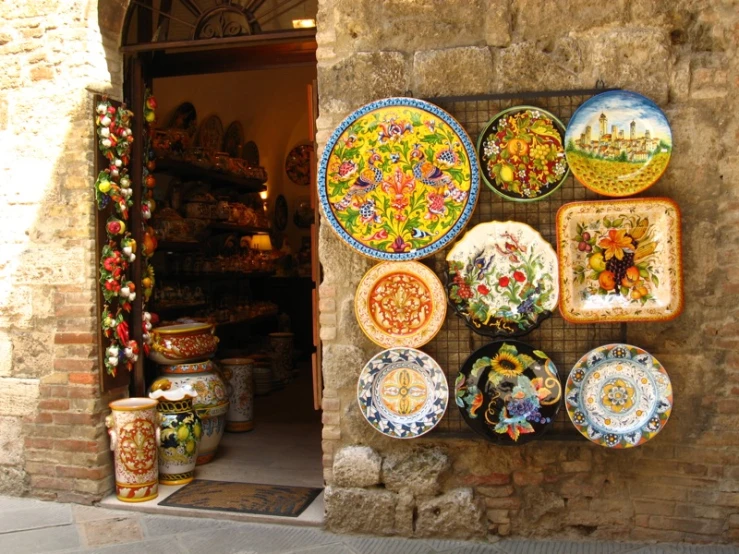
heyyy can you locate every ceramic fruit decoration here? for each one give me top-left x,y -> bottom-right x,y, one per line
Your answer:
565,344 -> 672,448
141,89 -> 158,314
357,347 -> 448,439
564,90 -> 672,197
354,261 -> 447,348
556,198 -> 683,323
318,97 -> 479,260
446,221 -> 558,338
105,398 -> 159,502
456,341 -> 561,444
478,106 -> 568,201
150,386 -> 202,485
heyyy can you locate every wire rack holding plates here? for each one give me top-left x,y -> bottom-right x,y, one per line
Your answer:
419,88 -> 627,439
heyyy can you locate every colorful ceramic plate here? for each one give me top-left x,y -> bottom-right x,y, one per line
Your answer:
223,121 -> 244,158
565,344 -> 672,448
556,198 -> 683,323
198,115 -> 224,151
357,347 -> 448,439
564,90 -> 672,197
446,221 -> 558,338
167,101 -> 197,134
318,97 -> 479,261
478,106 -> 568,201
285,144 -> 313,186
456,341 -> 561,445
355,261 -> 447,348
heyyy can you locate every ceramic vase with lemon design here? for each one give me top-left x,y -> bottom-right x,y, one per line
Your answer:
149,387 -> 202,485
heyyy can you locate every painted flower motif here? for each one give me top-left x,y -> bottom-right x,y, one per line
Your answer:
513,271 -> 526,283
646,416 -> 661,432
571,368 -> 586,383
573,411 -> 586,424
491,351 -> 525,377
382,167 -> 415,210
605,433 -> 621,447
477,284 -> 490,295
390,236 -> 411,253
601,379 -> 635,413
337,160 -> 358,181
598,229 -> 634,261
611,346 -> 628,358
499,276 -> 510,287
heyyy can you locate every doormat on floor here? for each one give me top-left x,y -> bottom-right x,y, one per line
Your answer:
158,480 -> 323,517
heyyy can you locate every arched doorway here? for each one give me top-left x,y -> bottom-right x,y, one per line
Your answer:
96,0 -> 323,522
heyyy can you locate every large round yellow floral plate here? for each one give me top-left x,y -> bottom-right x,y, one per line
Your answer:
556,198 -> 683,323
355,261 -> 447,348
318,98 -> 479,260
565,343 -> 672,448
358,347 -> 448,439
564,90 -> 672,197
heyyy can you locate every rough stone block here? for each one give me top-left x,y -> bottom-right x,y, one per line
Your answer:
514,0 -> 626,41
483,0 -> 511,47
333,445 -> 382,487
413,46 -> 493,97
495,39 -> 585,92
0,332 -> 12,377
334,0 -> 484,53
318,51 -> 409,114
0,465 -> 27,495
324,486 -> 398,535
415,488 -> 487,539
395,490 -> 415,536
11,329 -> 53,379
322,343 -> 366,390
0,415 -> 23,465
382,447 -> 450,495
0,378 -> 39,416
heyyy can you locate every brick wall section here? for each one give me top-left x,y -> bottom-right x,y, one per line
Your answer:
0,0 -> 129,501
316,0 -> 739,543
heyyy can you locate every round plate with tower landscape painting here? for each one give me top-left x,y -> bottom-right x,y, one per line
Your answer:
565,343 -> 673,448
446,221 -> 558,338
477,106 -> 569,201
456,341 -> 562,445
564,90 -> 672,197
318,97 -> 479,261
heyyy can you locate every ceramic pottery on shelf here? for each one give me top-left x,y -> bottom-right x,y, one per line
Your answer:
446,221 -> 558,338
269,333 -> 294,384
456,341 -> 561,445
357,347 -> 448,439
477,106 -> 568,201
105,398 -> 159,502
148,322 -> 219,365
285,144 -> 313,186
556,198 -> 683,323
220,358 -> 255,432
564,90 -> 672,197
565,344 -> 673,448
318,97 -> 479,261
149,387 -> 202,485
151,360 -> 228,465
355,261 -> 447,348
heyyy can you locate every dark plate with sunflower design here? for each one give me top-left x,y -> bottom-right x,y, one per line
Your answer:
477,106 -> 569,202
455,341 -> 562,445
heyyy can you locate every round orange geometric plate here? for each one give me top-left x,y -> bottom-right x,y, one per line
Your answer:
355,261 -> 447,348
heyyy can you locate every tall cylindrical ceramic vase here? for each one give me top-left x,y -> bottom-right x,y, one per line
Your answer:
105,398 -> 159,502
220,358 -> 255,432
149,387 -> 202,485
269,332 -> 294,384
150,360 -> 228,465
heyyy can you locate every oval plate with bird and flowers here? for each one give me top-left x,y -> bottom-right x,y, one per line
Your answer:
318,98 -> 479,261
456,341 -> 561,445
355,261 -> 447,349
565,343 -> 672,448
358,347 -> 448,439
556,198 -> 683,323
446,221 -> 558,338
478,106 -> 569,201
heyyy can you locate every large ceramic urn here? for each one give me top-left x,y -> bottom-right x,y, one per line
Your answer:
150,360 -> 228,465
269,332 -> 294,384
149,387 -> 202,485
220,358 -> 255,432
105,398 -> 159,502
148,322 -> 219,365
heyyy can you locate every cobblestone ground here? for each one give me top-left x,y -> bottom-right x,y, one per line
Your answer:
0,496 -> 736,554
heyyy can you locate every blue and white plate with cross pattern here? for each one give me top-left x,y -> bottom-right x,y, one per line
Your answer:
565,343 -> 672,448
357,347 -> 448,438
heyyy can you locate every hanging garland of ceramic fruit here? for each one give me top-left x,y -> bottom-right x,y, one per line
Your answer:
94,97 -> 139,376
140,90 -> 158,357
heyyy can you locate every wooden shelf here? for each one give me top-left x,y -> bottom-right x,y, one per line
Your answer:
155,302 -> 207,312
209,222 -> 271,234
215,311 -> 278,329
156,159 -> 267,192
158,240 -> 202,252
157,271 -> 275,282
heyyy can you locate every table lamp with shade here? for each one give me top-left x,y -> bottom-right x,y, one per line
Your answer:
251,233 -> 272,252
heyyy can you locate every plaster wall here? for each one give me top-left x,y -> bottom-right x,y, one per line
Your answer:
315,0 -> 739,543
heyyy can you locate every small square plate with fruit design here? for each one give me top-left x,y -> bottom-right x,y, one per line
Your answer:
556,198 -> 683,323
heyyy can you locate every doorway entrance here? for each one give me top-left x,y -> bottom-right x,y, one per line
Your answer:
101,0 -> 323,523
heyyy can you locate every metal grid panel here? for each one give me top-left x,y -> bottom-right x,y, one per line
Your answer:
420,90 -> 626,439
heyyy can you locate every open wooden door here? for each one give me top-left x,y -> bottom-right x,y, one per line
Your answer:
308,80 -> 322,410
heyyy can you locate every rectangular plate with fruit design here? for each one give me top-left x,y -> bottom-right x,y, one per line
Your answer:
556,198 -> 683,323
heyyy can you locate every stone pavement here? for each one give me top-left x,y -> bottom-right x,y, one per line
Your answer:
0,495 -> 737,554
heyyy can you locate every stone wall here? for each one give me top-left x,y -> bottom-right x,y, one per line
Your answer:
316,0 -> 739,543
0,0 -> 126,502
